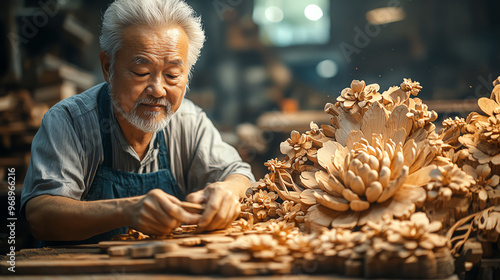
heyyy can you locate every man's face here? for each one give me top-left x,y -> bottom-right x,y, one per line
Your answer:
107,25 -> 190,132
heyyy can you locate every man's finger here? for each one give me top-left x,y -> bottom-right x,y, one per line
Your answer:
222,200 -> 239,229
198,192 -> 223,229
180,211 -> 201,225
186,190 -> 205,204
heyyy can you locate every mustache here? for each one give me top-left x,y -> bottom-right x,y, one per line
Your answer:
134,96 -> 170,107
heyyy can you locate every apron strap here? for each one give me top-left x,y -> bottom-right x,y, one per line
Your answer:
157,130 -> 170,170
98,83 -> 113,168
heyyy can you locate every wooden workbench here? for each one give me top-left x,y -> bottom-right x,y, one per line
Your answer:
0,245 -> 464,279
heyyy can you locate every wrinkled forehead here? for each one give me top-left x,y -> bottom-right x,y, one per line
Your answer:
120,25 -> 189,63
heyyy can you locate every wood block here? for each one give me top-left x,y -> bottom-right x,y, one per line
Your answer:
156,247 -> 218,274
180,201 -> 205,214
200,235 -> 235,245
1,256 -> 162,274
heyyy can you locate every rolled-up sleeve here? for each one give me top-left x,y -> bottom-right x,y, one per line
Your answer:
21,107 -> 86,215
183,109 -> 255,193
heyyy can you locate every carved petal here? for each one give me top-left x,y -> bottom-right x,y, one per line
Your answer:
377,166 -> 409,203
478,97 -> 499,116
346,130 -> 364,150
410,212 -> 430,227
321,124 -> 336,138
359,185 -> 425,225
317,141 -> 337,173
385,105 -> 412,139
313,189 -> 350,211
300,189 -> 317,205
315,171 -> 345,196
361,103 -> 387,145
300,171 -> 320,189
405,164 -> 435,187
304,205 -> 337,232
280,141 -> 293,156
335,110 -> 361,146
331,211 -> 360,228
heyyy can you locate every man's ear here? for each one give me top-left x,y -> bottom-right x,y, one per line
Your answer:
99,50 -> 112,83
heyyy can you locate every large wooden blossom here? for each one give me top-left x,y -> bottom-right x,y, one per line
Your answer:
302,92 -> 438,228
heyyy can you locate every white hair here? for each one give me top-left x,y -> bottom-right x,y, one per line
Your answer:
100,0 -> 205,80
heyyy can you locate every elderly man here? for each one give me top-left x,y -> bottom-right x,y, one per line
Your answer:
21,0 -> 254,244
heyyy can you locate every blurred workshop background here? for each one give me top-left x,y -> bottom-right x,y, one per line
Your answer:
0,0 -> 499,212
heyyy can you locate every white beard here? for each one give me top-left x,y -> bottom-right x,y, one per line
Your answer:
110,91 -> 173,133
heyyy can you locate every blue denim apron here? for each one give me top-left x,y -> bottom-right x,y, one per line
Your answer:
42,83 -> 180,246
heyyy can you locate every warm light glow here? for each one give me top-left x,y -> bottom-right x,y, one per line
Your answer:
366,7 -> 405,25
316,59 -> 338,78
265,6 -> 284,23
304,4 -> 323,21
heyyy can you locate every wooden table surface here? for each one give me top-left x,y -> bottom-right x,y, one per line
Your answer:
0,246 -> 461,279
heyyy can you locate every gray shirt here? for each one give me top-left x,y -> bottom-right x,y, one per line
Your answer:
21,83 -> 255,213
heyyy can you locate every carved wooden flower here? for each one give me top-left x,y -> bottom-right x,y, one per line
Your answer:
300,96 -> 440,229
280,130 -> 313,160
265,158 -> 291,173
237,218 -> 254,230
250,173 -> 276,193
463,164 -> 500,210
439,117 -> 467,149
478,114 -> 500,143
400,78 -> 423,96
276,200 -> 305,224
253,190 -> 278,221
407,98 -> 438,134
459,81 -> 500,165
231,234 -> 288,260
459,133 -> 500,165
335,80 -> 381,118
307,121 -> 332,147
251,156 -> 303,204
241,189 -> 279,222
266,221 -> 300,245
426,163 -> 475,202
286,234 -> 321,259
305,137 -> 429,229
316,227 -> 368,256
474,206 -> 500,242
362,213 -> 447,258
380,86 -> 409,112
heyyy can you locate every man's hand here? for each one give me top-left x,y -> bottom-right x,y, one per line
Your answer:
186,182 -> 240,231
126,189 -> 200,235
